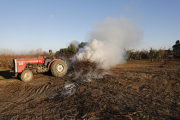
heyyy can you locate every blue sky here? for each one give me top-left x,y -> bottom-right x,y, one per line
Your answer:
0,0 -> 180,54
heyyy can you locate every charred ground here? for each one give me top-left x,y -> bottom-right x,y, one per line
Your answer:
0,59 -> 180,120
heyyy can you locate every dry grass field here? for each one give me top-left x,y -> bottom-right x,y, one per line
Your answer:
0,59 -> 180,119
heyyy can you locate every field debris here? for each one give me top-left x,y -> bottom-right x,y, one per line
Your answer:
0,59 -> 180,119
71,57 -> 98,73
73,69 -> 104,81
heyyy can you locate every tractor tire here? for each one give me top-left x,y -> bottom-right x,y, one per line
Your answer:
21,70 -> 33,82
51,60 -> 67,77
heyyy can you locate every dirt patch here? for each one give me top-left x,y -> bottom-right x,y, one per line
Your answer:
0,59 -> 180,119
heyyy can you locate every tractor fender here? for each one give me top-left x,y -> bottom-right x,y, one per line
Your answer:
47,58 -> 63,69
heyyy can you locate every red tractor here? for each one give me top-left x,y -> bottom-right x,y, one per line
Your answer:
13,56 -> 68,82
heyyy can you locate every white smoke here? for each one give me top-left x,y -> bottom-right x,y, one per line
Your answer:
74,16 -> 143,69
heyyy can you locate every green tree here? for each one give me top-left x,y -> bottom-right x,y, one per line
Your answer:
56,51 -> 60,54
60,48 -> 68,55
68,43 -> 76,54
78,42 -> 85,48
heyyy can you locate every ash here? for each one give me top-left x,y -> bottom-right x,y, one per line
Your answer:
73,69 -> 104,82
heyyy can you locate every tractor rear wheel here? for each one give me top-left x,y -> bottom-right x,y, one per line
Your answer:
51,60 -> 67,77
21,70 -> 33,82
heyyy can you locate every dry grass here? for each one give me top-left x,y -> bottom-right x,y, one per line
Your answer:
0,59 -> 180,119
0,54 -> 34,68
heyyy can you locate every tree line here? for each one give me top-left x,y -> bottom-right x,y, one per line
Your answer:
56,42 -> 87,55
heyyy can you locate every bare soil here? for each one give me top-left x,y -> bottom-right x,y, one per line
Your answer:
0,59 -> 180,120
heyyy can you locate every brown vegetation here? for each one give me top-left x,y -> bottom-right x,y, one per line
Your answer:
0,59 -> 180,119
0,49 -> 49,69
71,57 -> 98,74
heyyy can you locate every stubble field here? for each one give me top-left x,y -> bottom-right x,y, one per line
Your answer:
0,59 -> 180,120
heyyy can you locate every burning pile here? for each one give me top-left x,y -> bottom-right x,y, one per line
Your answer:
72,57 -> 97,75
70,57 -> 104,82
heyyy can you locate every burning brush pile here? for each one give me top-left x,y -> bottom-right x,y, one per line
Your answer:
70,57 -> 104,82
72,57 -> 97,74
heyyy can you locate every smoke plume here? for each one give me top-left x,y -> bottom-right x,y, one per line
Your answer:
74,16 -> 143,69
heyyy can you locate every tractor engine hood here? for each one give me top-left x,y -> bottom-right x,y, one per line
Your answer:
13,57 -> 45,73
16,57 -> 44,64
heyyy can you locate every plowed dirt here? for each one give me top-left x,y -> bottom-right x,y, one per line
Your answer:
0,59 -> 180,120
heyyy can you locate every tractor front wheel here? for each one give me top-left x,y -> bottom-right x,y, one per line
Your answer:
21,70 -> 33,82
51,60 -> 67,77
